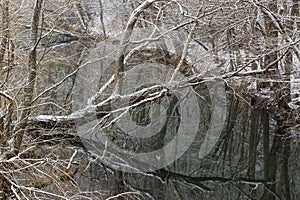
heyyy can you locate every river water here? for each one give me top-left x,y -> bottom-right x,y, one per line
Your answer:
34,38 -> 300,200
71,90 -> 299,200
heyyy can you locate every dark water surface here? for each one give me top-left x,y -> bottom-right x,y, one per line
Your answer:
37,42 -> 299,200
69,90 -> 299,200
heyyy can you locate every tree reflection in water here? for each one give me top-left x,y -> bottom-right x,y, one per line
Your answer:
81,88 -> 298,200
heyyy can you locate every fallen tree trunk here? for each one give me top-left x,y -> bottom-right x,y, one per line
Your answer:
28,84 -> 172,129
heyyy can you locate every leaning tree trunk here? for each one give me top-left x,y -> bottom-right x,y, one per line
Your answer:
0,0 -> 9,70
113,0 -> 159,93
0,1 -> 11,196
12,0 -> 43,156
0,0 -> 43,196
98,0 -> 106,37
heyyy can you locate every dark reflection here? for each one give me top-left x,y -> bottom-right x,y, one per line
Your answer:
76,86 -> 299,199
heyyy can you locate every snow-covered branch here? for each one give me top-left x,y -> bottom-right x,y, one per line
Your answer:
28,84 -> 170,127
253,0 -> 300,61
113,0 -> 161,92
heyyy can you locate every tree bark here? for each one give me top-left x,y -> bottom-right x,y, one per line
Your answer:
12,0 -> 43,156
98,0 -> 106,37
113,0 -> 159,93
0,0 -> 9,70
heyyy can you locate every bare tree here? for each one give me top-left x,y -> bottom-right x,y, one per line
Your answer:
0,0 -> 299,199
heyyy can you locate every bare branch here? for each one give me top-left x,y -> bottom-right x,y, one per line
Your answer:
113,0 -> 160,93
